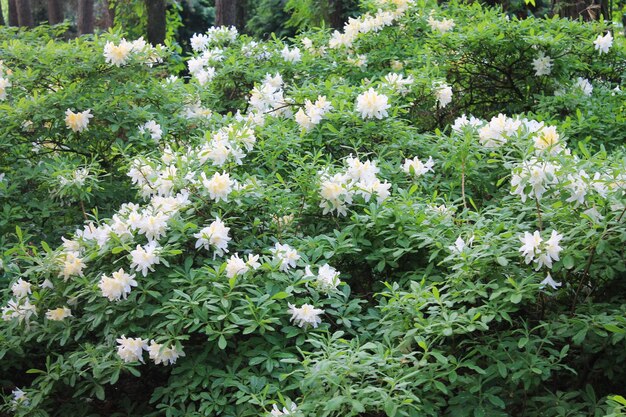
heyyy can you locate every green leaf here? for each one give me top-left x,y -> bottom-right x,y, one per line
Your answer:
510,293 -> 522,304
562,255 -> 575,270
218,335 -> 227,350
271,291 -> 289,300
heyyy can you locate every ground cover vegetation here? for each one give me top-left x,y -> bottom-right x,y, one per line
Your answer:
0,0 -> 626,416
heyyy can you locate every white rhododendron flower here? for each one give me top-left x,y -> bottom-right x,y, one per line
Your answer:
540,273 -> 562,290
574,77 -> 593,96
11,279 -> 32,299
60,251 -> 86,281
355,88 -> 390,119
45,307 -> 72,321
1,298 -> 37,323
194,218 -> 231,257
510,158 -> 559,202
281,46 -> 301,63
271,243 -> 300,272
136,211 -> 170,241
532,52 -> 553,76
270,403 -> 298,416
383,73 -> 414,95
130,241 -> 161,277
116,336 -> 148,363
428,16 -> 455,33
478,114 -> 522,148
452,114 -> 483,132
0,76 -> 11,100
139,120 -> 163,141
313,264 -> 341,291
533,126 -> 564,153
519,230 -> 563,270
288,303 -> 324,328
201,171 -> 234,202
593,31 -> 613,54
12,388 -> 29,408
435,84 -> 452,109
448,235 -> 474,254
99,268 -> 137,301
103,39 -> 133,66
403,156 -> 434,177
65,109 -> 93,132
147,341 -> 185,365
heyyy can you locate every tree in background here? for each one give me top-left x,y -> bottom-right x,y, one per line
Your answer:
47,0 -> 64,24
146,0 -> 166,44
77,0 -> 94,34
16,0 -> 34,27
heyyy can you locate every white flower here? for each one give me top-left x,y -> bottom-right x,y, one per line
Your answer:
147,340 -> 185,365
532,53 -> 553,76
448,235 -> 474,254
315,264 -> 341,291
12,388 -> 29,408
355,88 -> 390,119
60,251 -> 86,281
130,241 -> 161,277
427,16 -> 455,33
281,46 -> 301,63
519,231 -> 543,264
194,218 -> 231,257
65,109 -> 93,132
99,268 -> 138,301
103,39 -> 133,66
116,335 -> 148,363
451,114 -> 482,132
403,156 -> 434,177
533,126 -> 562,153
225,253 -> 249,278
519,230 -> 563,270
11,279 -> 32,299
201,171 -> 234,202
0,76 -> 11,100
540,273 -> 562,290
136,211 -> 169,241
288,303 -> 324,328
575,77 -> 593,96
190,33 -> 210,52
1,298 -> 37,323
383,73 -> 414,95
435,83 -> 453,108
345,156 -> 379,184
271,243 -> 301,272
139,120 -> 163,141
45,307 -> 72,321
270,402 -> 298,416
593,32 -> 613,54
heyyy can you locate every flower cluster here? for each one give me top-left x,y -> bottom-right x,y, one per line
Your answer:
271,243 -> 301,272
427,15 -> 455,33
138,120 -> 163,141
288,303 -> 324,328
0,62 -> 11,100
510,158 -> 560,202
294,95 -> 333,131
103,37 -> 162,67
65,109 -> 93,133
519,230 -> 563,270
403,156 -> 435,177
190,26 -> 238,52
197,123 -> 257,166
304,264 -> 341,292
194,217 -> 231,257
593,31 -> 613,54
99,268 -> 138,301
329,9 -> 401,49
2,278 -> 37,323
319,156 -> 391,216
434,83 -> 453,108
225,253 -> 261,278
383,73 -> 414,95
532,52 -> 553,76
355,88 -> 391,119
249,73 -> 289,115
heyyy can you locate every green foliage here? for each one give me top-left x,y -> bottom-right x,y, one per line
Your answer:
1,1 -> 626,416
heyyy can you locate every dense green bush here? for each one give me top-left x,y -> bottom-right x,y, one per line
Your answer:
1,0 -> 625,416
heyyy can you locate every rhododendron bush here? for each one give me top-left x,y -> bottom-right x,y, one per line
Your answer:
1,1 -> 626,416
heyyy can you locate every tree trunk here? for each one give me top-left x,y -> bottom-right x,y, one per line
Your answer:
102,0 -> 114,28
77,0 -> 94,34
146,0 -> 166,44
8,0 -> 19,26
328,0 -> 343,29
0,4 -> 4,25
16,0 -> 34,27
47,0 -> 63,24
215,0 -> 238,27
